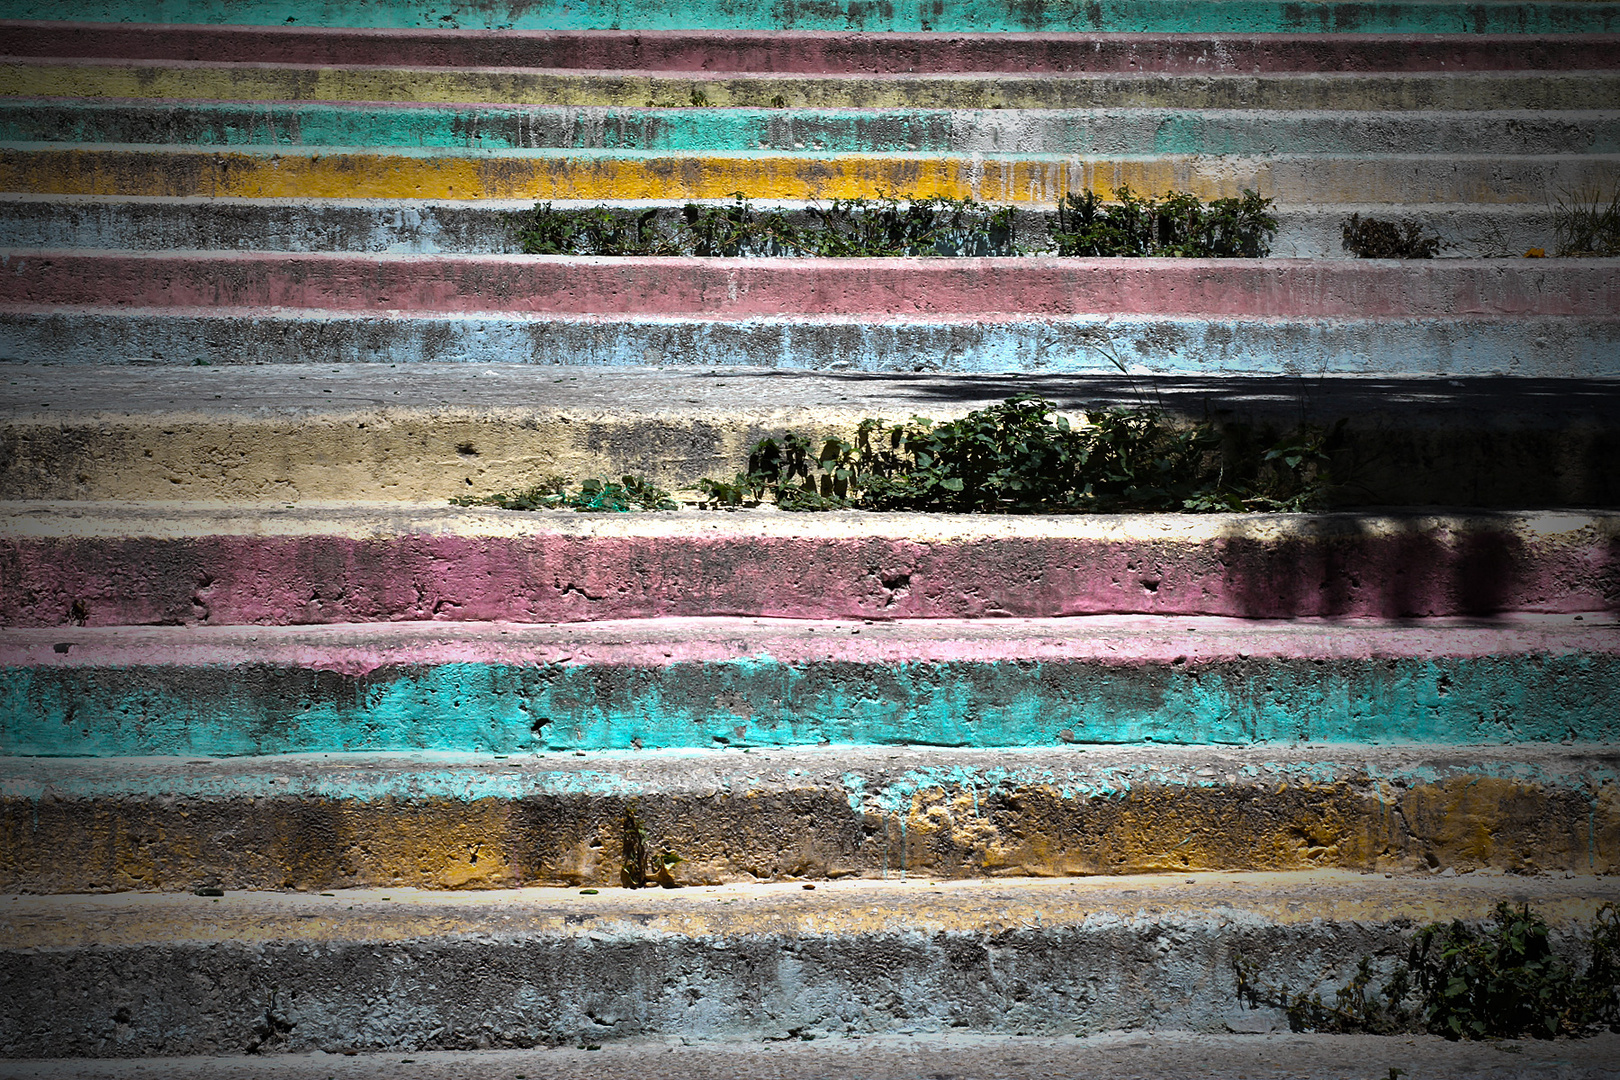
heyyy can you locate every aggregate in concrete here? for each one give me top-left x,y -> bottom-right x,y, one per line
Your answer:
2,874 -> 1617,1057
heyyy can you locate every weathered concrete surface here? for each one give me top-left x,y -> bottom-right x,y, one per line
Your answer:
2,874 -> 1617,1057
4,615 -> 1614,755
9,24 -> 1619,73
4,745 -> 1619,890
7,1033 -> 1620,1079
3,0 -> 1618,34
9,309 -> 1614,376
0,197 -> 1569,259
5,254 -> 1616,317
7,62 -> 1619,111
15,101 -> 1618,156
5,146 -> 1615,203
3,367 -> 1618,506
2,503 -> 1615,624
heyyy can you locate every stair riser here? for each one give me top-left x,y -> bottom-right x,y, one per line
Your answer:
6,148 -> 1614,203
15,102 -> 1619,156
5,880 -> 1612,1057
5,516 -> 1614,625
7,626 -> 1613,754
6,310 -> 1613,376
0,200 -> 1568,259
3,0 -> 1617,34
6,255 -> 1615,318
5,752 -> 1617,891
11,65 -> 1618,111
10,24 -> 1618,72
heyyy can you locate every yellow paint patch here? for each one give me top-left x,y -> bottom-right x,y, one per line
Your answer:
0,146 -> 1571,205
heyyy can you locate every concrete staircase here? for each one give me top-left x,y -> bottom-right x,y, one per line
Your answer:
2,0 -> 1618,1067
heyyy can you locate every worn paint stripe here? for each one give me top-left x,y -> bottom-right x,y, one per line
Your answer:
8,101 -> 1619,156
2,511 -> 1613,626
6,308 -> 1613,376
3,747 -> 1617,890
4,62 -> 1617,111
2,252 -> 1614,317
2,0 -> 1618,34
4,146 -> 1612,204
7,24 -> 1619,73
3,617 -> 1615,756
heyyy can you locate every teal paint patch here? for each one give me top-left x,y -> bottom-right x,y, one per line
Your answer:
0,0 -> 1615,33
3,652 -> 1617,758
8,102 -> 1614,157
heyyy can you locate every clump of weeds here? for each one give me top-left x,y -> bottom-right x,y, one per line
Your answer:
1555,186 -> 1620,256
1236,902 -> 1620,1040
453,474 -> 677,512
699,395 -> 1336,514
1341,213 -> 1444,258
1049,186 -> 1277,257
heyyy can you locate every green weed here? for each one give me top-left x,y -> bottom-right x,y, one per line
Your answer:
452,475 -> 677,512
1050,186 -> 1277,258
700,396 -> 1335,514
1555,186 -> 1620,257
1236,902 -> 1620,1040
1342,213 -> 1444,259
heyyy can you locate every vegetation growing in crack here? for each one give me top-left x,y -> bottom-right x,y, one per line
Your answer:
1555,186 -> 1620,257
620,805 -> 682,889
699,396 -> 1336,513
512,189 -> 1275,258
452,474 -> 677,512
450,399 -> 1339,515
1341,213 -> 1445,259
1236,902 -> 1620,1040
1050,186 -> 1277,258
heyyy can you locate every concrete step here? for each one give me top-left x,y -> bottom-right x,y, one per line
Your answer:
5,745 -> 1618,891
6,254 -> 1613,377
7,1033 -> 1620,1079
9,23 -> 1618,73
5,614 -> 1613,755
6,252 -> 1613,318
7,60 -> 1618,111
5,503 -> 1614,625
12,101 -> 1618,156
3,367 -> 1617,506
5,144 -> 1615,203
0,197 -> 1572,260
3,875 -> 1618,1056
4,0 -> 1618,34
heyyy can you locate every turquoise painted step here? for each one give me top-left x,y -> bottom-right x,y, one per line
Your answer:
2,0 -> 1617,33
6,101 -> 1618,156
4,619 -> 1613,757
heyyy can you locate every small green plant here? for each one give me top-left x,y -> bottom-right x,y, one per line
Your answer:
688,87 -> 710,107
1236,902 -> 1620,1041
452,475 -> 677,512
1341,213 -> 1444,259
797,196 -> 1018,257
704,396 -> 1334,514
1051,186 -> 1277,258
1554,186 -> 1620,257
